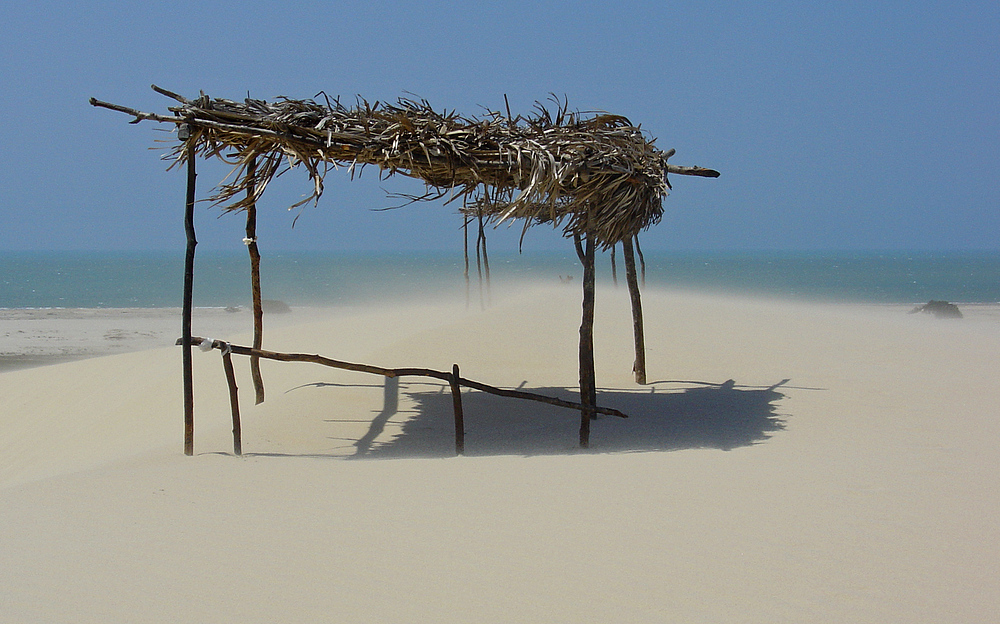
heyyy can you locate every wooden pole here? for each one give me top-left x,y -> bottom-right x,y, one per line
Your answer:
221,348 -> 242,456
450,363 -> 465,455
463,216 -> 470,308
475,210 -> 484,310
575,229 -> 597,448
476,198 -> 491,306
610,244 -> 618,287
181,129 -> 197,456
480,217 -> 491,297
634,234 -> 646,287
245,156 -> 265,404
622,237 -> 647,385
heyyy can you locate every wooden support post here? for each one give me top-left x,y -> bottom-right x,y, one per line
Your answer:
476,202 -> 491,307
181,130 -> 197,456
635,234 -> 646,287
475,211 -> 484,309
463,216 -> 470,308
221,348 -> 242,456
450,363 -> 465,455
245,156 -> 265,404
622,237 -> 647,385
610,244 -> 618,287
480,217 -> 491,293
576,229 -> 597,448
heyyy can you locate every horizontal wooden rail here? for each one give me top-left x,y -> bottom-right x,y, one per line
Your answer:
179,336 -> 627,419
177,336 -> 626,456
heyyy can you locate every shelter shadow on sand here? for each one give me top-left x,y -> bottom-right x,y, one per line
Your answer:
361,381 -> 787,458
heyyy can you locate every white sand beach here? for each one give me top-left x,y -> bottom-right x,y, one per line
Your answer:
1,284 -> 998,622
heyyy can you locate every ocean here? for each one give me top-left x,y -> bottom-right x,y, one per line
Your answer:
1,250 -> 999,309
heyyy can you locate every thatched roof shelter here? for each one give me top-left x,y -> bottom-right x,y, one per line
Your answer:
91,85 -> 719,452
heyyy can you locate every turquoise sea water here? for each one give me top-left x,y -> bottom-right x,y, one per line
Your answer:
2,250 -> 999,309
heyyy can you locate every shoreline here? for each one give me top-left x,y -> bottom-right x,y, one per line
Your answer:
4,293 -> 1000,373
4,250 -> 999,310
0,305 -> 331,373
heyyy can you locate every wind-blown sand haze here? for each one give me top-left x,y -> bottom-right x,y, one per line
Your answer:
1,284 -> 998,622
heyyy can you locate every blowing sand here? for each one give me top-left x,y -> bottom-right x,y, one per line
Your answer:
1,284 -> 998,622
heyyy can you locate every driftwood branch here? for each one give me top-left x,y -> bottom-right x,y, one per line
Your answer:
456,376 -> 624,418
664,164 -> 721,178
89,97 -> 181,125
151,84 -> 190,104
177,337 -> 627,419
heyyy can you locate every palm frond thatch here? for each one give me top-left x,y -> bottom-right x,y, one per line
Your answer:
91,86 -> 718,248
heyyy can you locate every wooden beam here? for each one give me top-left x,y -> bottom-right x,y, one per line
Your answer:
454,376 -> 623,417
88,97 -> 181,125
664,164 -> 720,178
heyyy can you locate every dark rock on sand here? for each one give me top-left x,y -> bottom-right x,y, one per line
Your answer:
910,300 -> 963,319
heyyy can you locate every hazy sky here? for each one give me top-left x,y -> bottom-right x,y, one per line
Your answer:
1,0 -> 997,253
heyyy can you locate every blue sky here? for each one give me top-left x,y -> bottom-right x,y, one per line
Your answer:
1,0 -> 997,253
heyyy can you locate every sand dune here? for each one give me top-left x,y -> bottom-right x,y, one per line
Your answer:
2,285 -> 998,622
